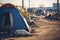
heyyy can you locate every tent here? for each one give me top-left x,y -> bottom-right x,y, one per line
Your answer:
0,3 -> 31,32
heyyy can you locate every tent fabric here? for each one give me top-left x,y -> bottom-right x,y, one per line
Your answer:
0,12 -> 11,32
0,7 -> 30,32
1,3 -> 15,8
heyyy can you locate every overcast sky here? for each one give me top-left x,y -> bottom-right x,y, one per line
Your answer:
0,0 -> 60,7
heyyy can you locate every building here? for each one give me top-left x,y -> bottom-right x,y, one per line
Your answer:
53,3 -> 60,10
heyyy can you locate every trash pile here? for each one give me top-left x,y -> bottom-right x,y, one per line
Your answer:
45,13 -> 60,20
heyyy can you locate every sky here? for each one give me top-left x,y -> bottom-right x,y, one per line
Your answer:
0,0 -> 60,7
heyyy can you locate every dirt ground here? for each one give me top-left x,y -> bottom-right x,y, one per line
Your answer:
3,19 -> 60,40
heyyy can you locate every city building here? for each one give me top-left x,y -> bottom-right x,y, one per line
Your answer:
53,3 -> 60,10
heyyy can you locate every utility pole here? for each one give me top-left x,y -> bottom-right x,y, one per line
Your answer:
29,0 -> 30,8
22,0 -> 24,8
57,0 -> 59,14
55,0 -> 59,19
